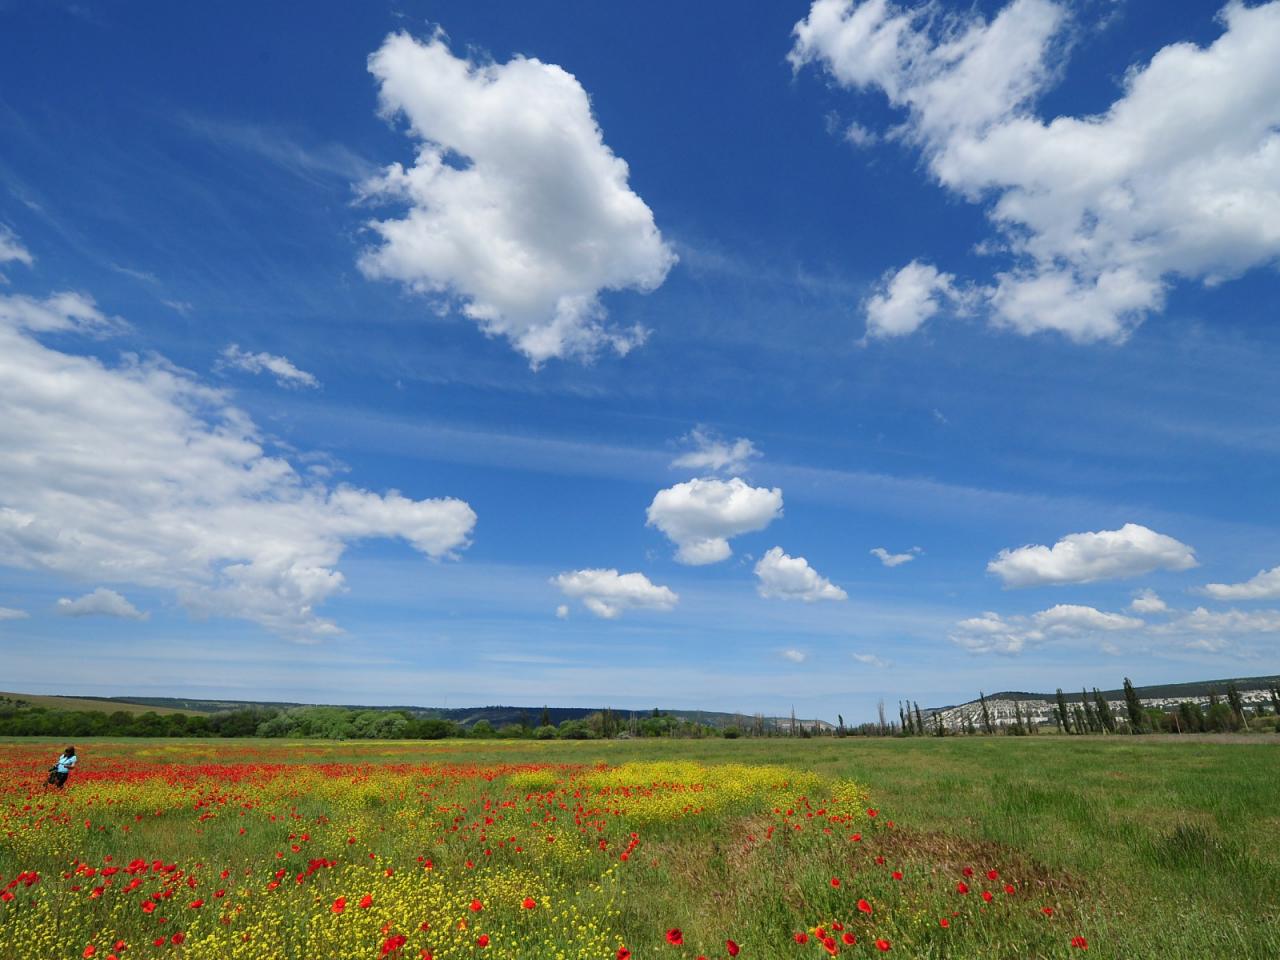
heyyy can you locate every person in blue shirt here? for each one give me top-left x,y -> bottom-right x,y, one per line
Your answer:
47,746 -> 76,788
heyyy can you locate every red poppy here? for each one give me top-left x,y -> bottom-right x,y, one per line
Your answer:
476,934 -> 489,948
956,882 -> 969,894
470,900 -> 484,913
987,869 -> 999,880
666,929 -> 684,946
141,900 -> 157,914
830,877 -> 841,888
617,949 -> 631,960
1071,936 -> 1089,950
1042,907 -> 1055,917
857,899 -> 873,915
938,918 -> 950,928
726,939 -> 740,956
1004,884 -> 1016,895
841,933 -> 855,946
794,933 -> 809,944
171,934 -> 185,946
83,948 -> 96,959
359,894 -> 374,909
874,938 -> 891,952
521,897 -> 536,910
891,871 -> 903,880
982,891 -> 994,903
867,809 -> 878,817
189,899 -> 204,909
332,897 -> 347,914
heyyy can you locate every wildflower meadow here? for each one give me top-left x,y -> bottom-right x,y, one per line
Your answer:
1,737 -> 1276,959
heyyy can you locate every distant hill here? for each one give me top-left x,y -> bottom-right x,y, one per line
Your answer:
0,692 -> 198,716
970,674 -> 1280,708
3,694 -> 825,731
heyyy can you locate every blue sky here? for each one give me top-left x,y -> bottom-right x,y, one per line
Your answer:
1,0 -> 1278,721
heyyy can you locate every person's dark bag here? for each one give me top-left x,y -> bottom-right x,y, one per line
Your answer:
46,766 -> 60,785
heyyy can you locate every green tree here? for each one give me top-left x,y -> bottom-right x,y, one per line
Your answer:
1122,677 -> 1146,733
1093,689 -> 1117,733
913,702 -> 925,737
979,692 -> 994,735
1055,689 -> 1073,734
1226,682 -> 1248,730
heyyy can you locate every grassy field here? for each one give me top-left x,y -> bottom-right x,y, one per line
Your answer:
1,735 -> 1276,959
0,693 -> 196,716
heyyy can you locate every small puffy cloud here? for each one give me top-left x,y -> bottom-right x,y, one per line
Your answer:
1032,604 -> 1144,633
1130,589 -> 1169,614
792,0 -> 1280,343
671,427 -> 760,476
552,568 -> 678,619
754,546 -> 847,602
951,611 -> 1035,655
358,31 -> 675,366
218,344 -> 319,389
953,603 -> 1143,654
646,477 -> 783,565
988,523 -> 1197,587
781,648 -> 808,663
863,260 -> 958,339
0,291 -> 476,640
555,603 -> 570,619
870,546 -> 921,567
0,606 -> 29,621
1203,565 -> 1280,601
56,587 -> 148,620
852,652 -> 890,668
0,291 -> 126,336
1169,606 -> 1280,636
0,225 -> 33,269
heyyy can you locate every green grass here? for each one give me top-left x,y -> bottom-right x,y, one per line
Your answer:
2,735 -> 1276,959
0,692 -> 197,716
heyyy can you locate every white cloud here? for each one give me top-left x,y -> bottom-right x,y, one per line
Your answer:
870,545 -> 920,567
555,603 -> 570,619
1203,565 -> 1280,601
358,30 -> 675,366
1130,588 -> 1169,614
646,477 -> 783,565
793,0 -> 1280,342
754,546 -> 847,602
0,606 -> 29,621
552,568 -> 678,619
988,523 -> 1197,587
852,652 -> 890,668
0,291 -> 476,640
1169,606 -> 1280,635
781,648 -> 808,663
952,602 -> 1142,655
1032,603 -> 1144,633
218,344 -> 320,389
951,611 -> 1036,655
863,260 -> 958,339
0,291 -> 126,336
56,587 -> 148,620
0,226 -> 33,269
843,121 -> 879,148
671,427 -> 760,476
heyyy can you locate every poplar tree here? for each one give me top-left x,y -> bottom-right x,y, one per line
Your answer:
1123,677 -> 1145,733
1082,688 -> 1100,733
979,691 -> 995,735
1055,689 -> 1073,734
1093,688 -> 1117,733
1226,682 -> 1248,730
1012,702 -> 1026,736
914,702 -> 925,737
